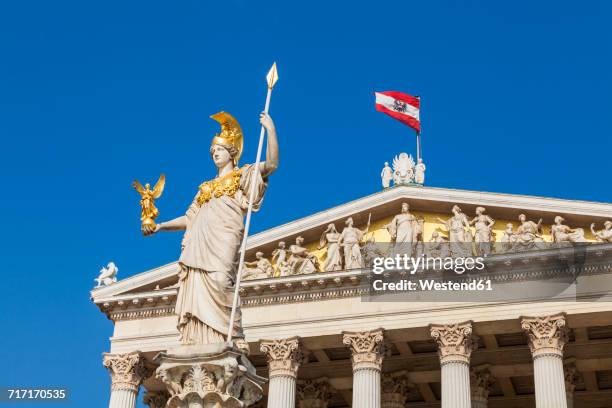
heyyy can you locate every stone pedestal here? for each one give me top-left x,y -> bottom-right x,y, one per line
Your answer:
296,377 -> 334,408
430,321 -> 477,408
260,337 -> 305,408
342,328 -> 386,408
521,313 -> 569,408
470,364 -> 494,408
103,351 -> 148,408
154,343 -> 266,408
380,371 -> 412,408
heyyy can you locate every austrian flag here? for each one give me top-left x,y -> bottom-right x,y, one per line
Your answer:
375,91 -> 420,133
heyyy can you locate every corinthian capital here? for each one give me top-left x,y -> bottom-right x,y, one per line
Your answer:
342,328 -> 386,371
429,320 -> 477,365
297,377 -> 334,408
564,357 -> 579,394
521,312 -> 568,358
103,351 -> 148,393
470,364 -> 494,403
381,370 -> 413,408
260,336 -> 305,378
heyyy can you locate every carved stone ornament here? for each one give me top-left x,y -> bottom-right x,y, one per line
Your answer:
521,312 -> 568,358
296,377 -> 334,408
429,321 -> 477,365
470,364 -> 495,403
259,336 -> 305,379
154,344 -> 266,408
342,328 -> 386,371
143,390 -> 170,408
381,371 -> 413,408
103,351 -> 148,393
564,357 -> 579,394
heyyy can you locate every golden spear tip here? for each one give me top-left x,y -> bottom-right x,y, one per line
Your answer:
266,62 -> 279,89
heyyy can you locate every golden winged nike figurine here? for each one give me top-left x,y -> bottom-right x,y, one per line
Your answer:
132,174 -> 165,234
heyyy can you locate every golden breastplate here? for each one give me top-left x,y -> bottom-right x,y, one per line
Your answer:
196,167 -> 243,207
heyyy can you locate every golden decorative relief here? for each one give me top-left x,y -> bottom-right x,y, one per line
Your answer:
196,167 -> 243,207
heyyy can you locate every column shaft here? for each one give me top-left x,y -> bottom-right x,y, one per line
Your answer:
533,356 -> 567,408
353,368 -> 381,408
108,389 -> 137,408
267,376 -> 296,408
441,362 -> 471,408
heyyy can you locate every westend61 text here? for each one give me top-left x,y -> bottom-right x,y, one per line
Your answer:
372,279 -> 493,292
372,254 -> 485,275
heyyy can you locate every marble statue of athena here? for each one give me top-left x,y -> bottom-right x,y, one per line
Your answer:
143,111 -> 279,346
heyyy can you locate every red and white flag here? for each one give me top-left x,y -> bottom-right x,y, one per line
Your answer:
374,91 -> 420,133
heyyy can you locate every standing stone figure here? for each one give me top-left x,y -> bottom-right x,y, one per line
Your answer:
470,207 -> 495,256
142,111 -> 279,347
242,252 -> 274,280
514,214 -> 545,250
288,236 -> 319,274
591,221 -> 612,242
436,205 -> 473,257
551,216 -> 586,243
381,162 -> 393,189
501,223 -> 516,252
414,158 -> 426,185
319,224 -> 343,271
386,203 -> 417,257
271,241 -> 287,276
339,216 -> 370,269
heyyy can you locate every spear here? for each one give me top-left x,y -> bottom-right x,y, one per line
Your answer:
226,63 -> 279,344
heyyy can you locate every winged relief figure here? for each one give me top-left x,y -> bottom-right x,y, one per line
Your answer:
132,174 -> 165,230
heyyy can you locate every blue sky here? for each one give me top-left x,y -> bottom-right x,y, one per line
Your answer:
0,0 -> 610,406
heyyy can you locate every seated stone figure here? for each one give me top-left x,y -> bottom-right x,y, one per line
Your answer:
551,216 -> 586,244
243,252 -> 274,280
592,221 -> 612,242
288,236 -> 319,275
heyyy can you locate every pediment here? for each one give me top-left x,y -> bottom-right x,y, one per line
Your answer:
91,185 -> 612,308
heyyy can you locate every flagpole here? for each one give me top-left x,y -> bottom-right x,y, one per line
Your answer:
416,96 -> 421,162
226,63 -> 278,344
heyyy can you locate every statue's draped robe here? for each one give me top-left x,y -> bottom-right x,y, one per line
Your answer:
176,164 -> 267,345
322,233 -> 343,271
342,228 -> 365,269
388,213 -> 415,257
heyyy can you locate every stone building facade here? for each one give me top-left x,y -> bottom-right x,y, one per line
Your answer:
92,185 -> 612,407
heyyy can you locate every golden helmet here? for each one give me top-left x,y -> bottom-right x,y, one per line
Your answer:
210,111 -> 244,165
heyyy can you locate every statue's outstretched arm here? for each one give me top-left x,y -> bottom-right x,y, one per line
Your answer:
260,112 -> 279,178
157,216 -> 187,232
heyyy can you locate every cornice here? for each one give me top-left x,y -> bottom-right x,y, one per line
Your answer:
94,243 -> 612,321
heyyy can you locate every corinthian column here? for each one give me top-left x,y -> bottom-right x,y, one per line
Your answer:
342,328 -> 386,408
429,321 -> 477,408
521,312 -> 569,408
103,352 -> 148,408
564,358 -> 578,408
381,371 -> 413,408
296,377 -> 334,408
260,336 -> 305,408
470,364 -> 494,408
